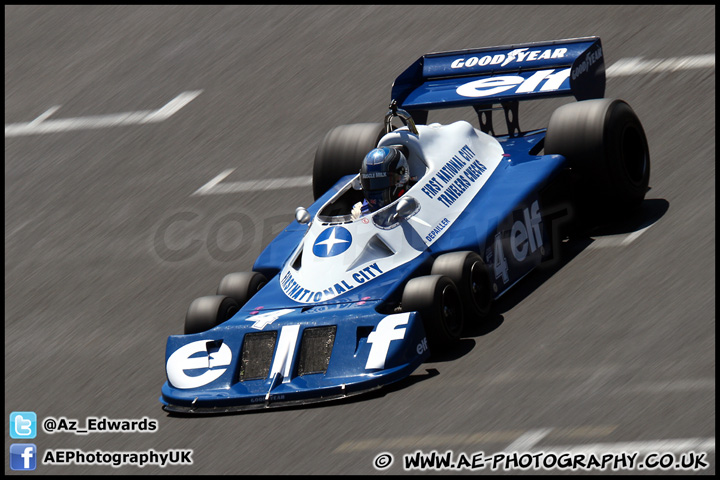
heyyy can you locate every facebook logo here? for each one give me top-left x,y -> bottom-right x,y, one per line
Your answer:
10,411 -> 37,439
10,444 -> 37,471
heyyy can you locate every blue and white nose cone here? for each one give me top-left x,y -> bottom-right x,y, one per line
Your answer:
313,226 -> 352,257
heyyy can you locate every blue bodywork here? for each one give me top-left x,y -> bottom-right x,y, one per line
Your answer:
160,37 -> 605,413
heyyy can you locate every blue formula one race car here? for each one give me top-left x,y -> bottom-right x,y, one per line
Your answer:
160,37 -> 650,414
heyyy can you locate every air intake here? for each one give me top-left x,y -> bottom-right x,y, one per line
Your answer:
297,326 -> 337,376
291,245 -> 303,271
346,234 -> 395,272
238,331 -> 277,381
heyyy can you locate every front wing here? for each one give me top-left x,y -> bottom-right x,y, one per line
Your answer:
160,305 -> 429,414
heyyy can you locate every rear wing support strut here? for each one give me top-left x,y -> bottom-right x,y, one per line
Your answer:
474,101 -> 520,137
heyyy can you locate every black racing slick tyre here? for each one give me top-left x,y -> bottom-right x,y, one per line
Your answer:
544,98 -> 650,220
431,251 -> 493,327
312,123 -> 385,200
402,275 -> 464,355
184,295 -> 240,335
216,271 -> 267,307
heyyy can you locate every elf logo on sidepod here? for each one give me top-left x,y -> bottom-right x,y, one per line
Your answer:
313,226 -> 352,257
510,200 -> 543,262
166,340 -> 232,389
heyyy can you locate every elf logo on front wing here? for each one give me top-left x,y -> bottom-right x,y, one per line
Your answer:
166,340 -> 232,389
313,226 -> 352,257
365,313 -> 410,370
456,68 -> 571,98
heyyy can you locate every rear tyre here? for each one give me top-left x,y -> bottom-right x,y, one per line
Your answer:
216,271 -> 267,306
402,275 -> 464,355
312,123 -> 385,200
544,98 -> 650,223
431,251 -> 493,329
184,295 -> 239,335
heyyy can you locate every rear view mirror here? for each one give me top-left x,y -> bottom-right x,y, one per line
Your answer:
295,207 -> 311,225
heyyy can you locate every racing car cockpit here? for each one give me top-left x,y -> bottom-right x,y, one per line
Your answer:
314,143 -> 420,227
314,106 -> 426,225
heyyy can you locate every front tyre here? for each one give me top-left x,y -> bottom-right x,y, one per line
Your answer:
402,275 -> 464,355
184,295 -> 239,335
216,271 -> 267,307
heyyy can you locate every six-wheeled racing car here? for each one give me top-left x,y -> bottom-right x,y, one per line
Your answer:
160,36 -> 650,414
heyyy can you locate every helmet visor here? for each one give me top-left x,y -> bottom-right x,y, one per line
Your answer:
360,170 -> 394,191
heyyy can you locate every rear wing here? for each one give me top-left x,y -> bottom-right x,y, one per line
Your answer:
391,37 -> 605,115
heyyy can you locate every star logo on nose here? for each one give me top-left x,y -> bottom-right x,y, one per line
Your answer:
313,227 -> 352,257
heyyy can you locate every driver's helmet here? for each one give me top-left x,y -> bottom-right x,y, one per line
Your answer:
360,146 -> 410,211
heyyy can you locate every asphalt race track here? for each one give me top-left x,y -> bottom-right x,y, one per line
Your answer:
5,5 -> 715,475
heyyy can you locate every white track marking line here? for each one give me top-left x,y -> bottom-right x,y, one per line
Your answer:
505,428 -> 554,452
5,90 -> 202,137
620,224 -> 653,245
192,169 -> 236,196
142,90 -> 203,123
543,437 -> 715,454
6,110 -> 152,136
588,224 -> 653,249
607,54 -> 715,77
27,105 -> 61,127
194,174 -> 313,195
